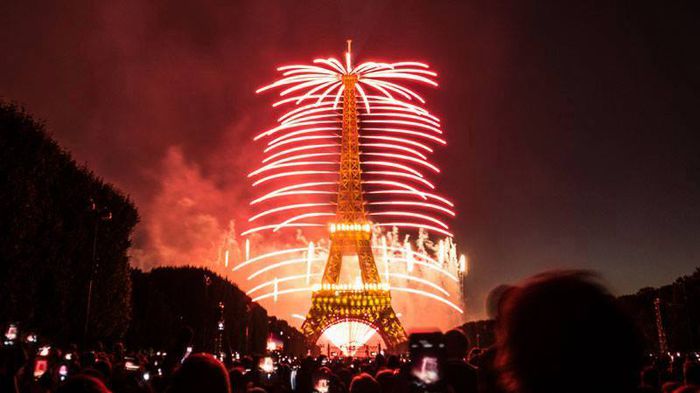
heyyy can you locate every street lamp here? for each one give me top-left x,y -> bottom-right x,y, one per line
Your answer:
215,302 -> 225,359
83,198 -> 111,343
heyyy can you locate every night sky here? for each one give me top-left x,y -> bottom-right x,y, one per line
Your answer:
1,1 -> 699,319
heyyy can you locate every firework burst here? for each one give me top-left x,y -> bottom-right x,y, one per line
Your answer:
246,43 -> 452,238
233,42 -> 466,333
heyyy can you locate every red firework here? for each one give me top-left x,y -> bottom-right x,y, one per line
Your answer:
245,44 -> 454,238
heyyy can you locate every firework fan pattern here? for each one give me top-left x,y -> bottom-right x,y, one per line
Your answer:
234,43 -> 466,332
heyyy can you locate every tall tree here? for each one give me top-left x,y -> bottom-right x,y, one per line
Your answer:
0,102 -> 138,343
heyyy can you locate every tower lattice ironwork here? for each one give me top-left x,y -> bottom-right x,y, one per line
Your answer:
300,42 -> 407,350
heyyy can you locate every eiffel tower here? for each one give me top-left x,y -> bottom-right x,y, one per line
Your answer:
300,41 -> 407,351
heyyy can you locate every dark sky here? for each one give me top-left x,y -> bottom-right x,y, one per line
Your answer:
1,0 -> 699,319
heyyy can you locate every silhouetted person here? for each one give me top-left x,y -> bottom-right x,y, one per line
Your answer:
657,354 -> 674,384
0,342 -> 26,393
672,387 -> 700,393
164,325 -> 194,375
312,366 -> 336,393
112,342 -> 125,364
475,285 -> 515,393
374,353 -> 386,371
386,355 -> 401,370
349,373 -> 380,393
670,356 -> 688,384
640,366 -> 661,393
56,375 -> 111,393
375,369 -> 396,393
93,358 -> 113,385
496,271 -> 643,393
444,329 -> 478,393
685,361 -> 700,387
228,367 -> 247,393
662,381 -> 681,393
336,367 -> 353,391
167,353 -> 231,393
296,356 -> 316,393
81,351 -> 97,370
82,368 -> 110,387
277,363 -> 292,391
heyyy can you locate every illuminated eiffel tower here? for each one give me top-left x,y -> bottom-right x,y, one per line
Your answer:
300,41 -> 407,351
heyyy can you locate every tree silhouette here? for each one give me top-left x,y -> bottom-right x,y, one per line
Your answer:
0,101 -> 138,344
127,266 -> 306,355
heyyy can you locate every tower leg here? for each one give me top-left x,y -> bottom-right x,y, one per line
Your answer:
356,239 -> 381,283
322,241 -> 343,284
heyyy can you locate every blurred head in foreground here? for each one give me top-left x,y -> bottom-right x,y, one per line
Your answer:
349,373 -> 380,393
167,353 -> 231,393
497,270 -> 643,393
57,375 -> 110,393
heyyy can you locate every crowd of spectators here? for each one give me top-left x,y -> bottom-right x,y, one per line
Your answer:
2,271 -> 699,393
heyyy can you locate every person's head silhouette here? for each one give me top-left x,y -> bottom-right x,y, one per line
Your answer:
349,373 -> 380,393
167,353 -> 231,393
56,375 -> 110,393
497,271 -> 643,393
444,329 -> 470,360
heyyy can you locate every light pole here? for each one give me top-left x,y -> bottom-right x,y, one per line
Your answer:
244,303 -> 252,355
83,198 -> 111,344
215,302 -> 225,359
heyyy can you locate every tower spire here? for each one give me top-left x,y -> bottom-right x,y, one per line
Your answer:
345,39 -> 353,72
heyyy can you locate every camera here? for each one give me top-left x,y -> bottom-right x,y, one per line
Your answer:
124,357 -> 141,371
409,332 -> 447,393
58,364 -> 69,382
4,323 -> 18,345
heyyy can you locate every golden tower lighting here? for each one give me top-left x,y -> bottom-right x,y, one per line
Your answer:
243,40 -> 463,352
